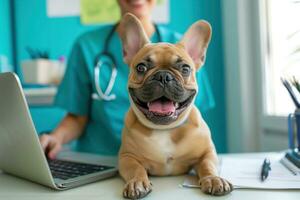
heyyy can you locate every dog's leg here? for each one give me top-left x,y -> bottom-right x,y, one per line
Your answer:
194,150 -> 233,196
119,155 -> 152,199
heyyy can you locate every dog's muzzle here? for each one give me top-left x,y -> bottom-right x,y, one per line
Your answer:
129,70 -> 196,125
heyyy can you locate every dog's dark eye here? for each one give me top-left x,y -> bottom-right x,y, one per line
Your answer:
181,64 -> 191,76
136,63 -> 147,74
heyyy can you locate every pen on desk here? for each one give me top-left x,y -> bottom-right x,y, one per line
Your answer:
261,158 -> 271,182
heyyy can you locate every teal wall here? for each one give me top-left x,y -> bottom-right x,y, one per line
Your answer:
14,0 -> 96,74
7,0 -> 227,152
0,0 -> 13,72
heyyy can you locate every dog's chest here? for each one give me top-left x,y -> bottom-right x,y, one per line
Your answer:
147,130 -> 176,174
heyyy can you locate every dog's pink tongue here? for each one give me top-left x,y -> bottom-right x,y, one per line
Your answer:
148,99 -> 175,114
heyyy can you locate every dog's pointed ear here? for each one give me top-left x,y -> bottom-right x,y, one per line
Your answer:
178,20 -> 212,69
119,13 -> 150,64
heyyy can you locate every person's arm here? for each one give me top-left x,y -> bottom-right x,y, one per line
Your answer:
39,113 -> 88,159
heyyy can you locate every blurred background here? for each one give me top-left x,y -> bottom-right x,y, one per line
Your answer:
0,0 -> 299,153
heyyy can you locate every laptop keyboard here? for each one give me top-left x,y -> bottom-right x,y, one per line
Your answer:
48,159 -> 114,180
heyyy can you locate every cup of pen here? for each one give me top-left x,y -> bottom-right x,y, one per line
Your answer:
288,109 -> 300,151
285,109 -> 300,169
281,77 -> 300,168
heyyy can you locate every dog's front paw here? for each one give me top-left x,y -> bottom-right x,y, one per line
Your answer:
123,177 -> 152,199
199,176 -> 233,196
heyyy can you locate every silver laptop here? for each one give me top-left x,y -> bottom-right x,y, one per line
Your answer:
0,72 -> 118,190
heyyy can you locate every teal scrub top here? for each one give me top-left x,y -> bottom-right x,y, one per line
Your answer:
55,24 -> 215,155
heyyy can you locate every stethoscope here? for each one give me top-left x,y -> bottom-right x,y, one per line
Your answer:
92,22 -> 162,101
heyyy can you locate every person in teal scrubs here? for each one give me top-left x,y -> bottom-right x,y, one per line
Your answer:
39,0 -> 215,158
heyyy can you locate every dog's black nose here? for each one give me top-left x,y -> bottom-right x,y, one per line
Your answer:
152,71 -> 174,84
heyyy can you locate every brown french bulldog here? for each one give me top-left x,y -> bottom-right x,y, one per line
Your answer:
118,13 -> 233,199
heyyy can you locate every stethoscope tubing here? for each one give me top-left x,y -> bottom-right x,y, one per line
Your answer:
93,59 -> 117,101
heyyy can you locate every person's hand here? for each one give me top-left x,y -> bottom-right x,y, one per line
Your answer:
39,134 -> 63,159
38,113 -> 88,160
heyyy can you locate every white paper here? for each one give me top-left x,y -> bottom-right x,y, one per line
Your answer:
47,0 -> 80,17
47,0 -> 169,23
182,157 -> 300,190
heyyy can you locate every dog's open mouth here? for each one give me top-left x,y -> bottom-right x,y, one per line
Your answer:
148,97 -> 178,116
130,92 -> 196,125
134,96 -> 193,116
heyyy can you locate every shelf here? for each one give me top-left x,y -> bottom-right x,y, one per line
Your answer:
24,87 -> 57,106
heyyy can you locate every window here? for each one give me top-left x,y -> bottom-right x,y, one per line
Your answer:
264,0 -> 300,116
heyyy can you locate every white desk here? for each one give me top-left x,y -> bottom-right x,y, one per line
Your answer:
0,153 -> 299,200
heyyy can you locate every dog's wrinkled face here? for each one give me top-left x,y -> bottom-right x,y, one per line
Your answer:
128,44 -> 197,125
120,13 -> 211,129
